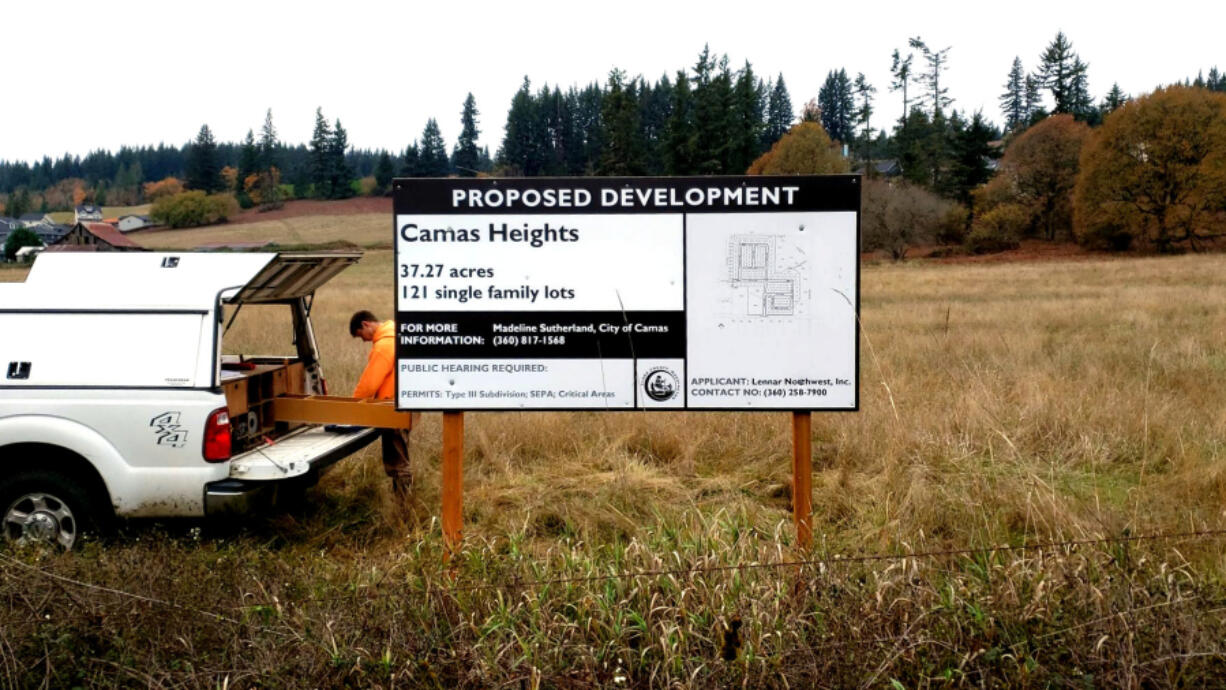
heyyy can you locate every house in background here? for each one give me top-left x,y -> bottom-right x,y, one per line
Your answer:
53,222 -> 145,252
74,204 -> 104,223
18,213 -> 53,228
852,159 -> 903,178
117,214 -> 155,232
35,224 -> 72,246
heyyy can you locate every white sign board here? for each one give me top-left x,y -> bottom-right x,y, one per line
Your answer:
394,176 -> 859,411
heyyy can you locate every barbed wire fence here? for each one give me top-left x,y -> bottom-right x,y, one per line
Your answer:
3,527 -> 1226,621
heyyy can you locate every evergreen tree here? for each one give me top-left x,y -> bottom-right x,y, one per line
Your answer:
1208,67 -> 1224,92
374,151 -> 395,194
893,108 -> 948,191
185,124 -> 221,192
818,69 -> 855,144
453,93 -> 481,177
1100,83 -> 1129,116
309,108 -> 333,198
401,142 -> 421,177
598,69 -> 645,175
1024,74 -> 1046,125
559,87 -> 586,175
692,46 -> 735,174
1000,57 -> 1027,131
909,37 -> 953,118
948,110 -> 997,205
764,74 -> 793,148
329,119 -> 352,198
419,118 -> 450,177
665,70 -> 697,175
890,48 -> 915,123
259,109 -> 279,171
639,74 -> 674,175
238,130 -> 259,184
501,77 -> 542,175
577,84 -> 605,173
852,73 -> 876,167
729,61 -> 765,173
537,85 -> 567,175
1036,32 -> 1090,117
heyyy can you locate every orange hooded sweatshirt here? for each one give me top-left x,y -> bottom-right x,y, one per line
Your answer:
353,320 -> 396,400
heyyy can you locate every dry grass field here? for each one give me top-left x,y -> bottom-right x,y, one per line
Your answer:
5,242 -> 1226,685
137,213 -> 390,249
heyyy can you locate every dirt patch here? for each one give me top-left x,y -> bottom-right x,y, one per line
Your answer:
860,240 -> 1158,265
925,240 -> 1103,264
228,197 -> 391,225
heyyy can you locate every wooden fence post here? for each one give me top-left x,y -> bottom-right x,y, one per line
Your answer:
442,411 -> 465,561
792,411 -> 812,549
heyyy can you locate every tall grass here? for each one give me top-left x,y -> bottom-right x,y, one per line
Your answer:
5,247 -> 1226,684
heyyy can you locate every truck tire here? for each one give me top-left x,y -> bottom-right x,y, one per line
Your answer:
0,468 -> 107,550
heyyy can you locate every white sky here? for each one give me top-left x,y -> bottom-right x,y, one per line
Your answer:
3,0 -> 1223,164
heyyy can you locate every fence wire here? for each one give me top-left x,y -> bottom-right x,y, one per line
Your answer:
3,527 -> 1226,621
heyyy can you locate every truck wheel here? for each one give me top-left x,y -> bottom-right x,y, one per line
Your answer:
0,469 -> 104,550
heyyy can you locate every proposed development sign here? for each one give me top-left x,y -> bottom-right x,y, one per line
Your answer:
394,176 -> 859,411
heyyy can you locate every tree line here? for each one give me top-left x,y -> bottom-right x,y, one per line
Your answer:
2,37 -> 1224,252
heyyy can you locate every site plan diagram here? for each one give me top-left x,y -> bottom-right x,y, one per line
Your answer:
723,233 -> 811,319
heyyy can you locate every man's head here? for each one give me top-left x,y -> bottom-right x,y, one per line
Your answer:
349,310 -> 380,342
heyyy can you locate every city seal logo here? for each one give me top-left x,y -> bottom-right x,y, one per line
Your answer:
642,367 -> 680,402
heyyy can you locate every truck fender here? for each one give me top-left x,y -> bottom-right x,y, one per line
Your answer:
0,414 -> 130,511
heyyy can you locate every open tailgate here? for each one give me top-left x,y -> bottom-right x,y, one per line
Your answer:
229,426 -> 378,480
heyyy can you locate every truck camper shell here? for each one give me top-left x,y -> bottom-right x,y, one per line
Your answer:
0,251 -> 360,390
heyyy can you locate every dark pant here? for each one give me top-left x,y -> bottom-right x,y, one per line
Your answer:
380,429 -> 412,481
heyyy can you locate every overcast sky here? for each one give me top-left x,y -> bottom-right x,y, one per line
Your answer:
3,1 -> 1223,164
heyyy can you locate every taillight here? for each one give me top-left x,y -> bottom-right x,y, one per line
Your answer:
203,408 -> 231,462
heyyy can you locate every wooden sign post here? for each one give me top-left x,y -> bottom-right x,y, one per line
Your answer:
441,411 -> 465,560
792,411 -> 813,549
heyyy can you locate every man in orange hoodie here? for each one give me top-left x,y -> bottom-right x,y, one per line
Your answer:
350,310 -> 412,500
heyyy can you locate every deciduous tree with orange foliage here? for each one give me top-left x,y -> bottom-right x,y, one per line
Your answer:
220,166 -> 239,192
243,167 -> 283,211
1074,85 -> 1226,251
746,122 -> 848,175
143,177 -> 184,202
989,114 -> 1090,241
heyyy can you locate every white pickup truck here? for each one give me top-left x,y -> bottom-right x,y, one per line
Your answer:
0,251 -> 380,548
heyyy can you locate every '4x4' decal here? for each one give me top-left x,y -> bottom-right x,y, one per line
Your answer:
150,412 -> 188,448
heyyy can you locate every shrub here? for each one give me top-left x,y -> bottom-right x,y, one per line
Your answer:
1074,85 -> 1226,252
150,191 -> 239,229
357,176 -> 379,197
3,227 -> 41,261
936,203 -> 971,245
861,179 -> 954,260
965,204 -> 1027,253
